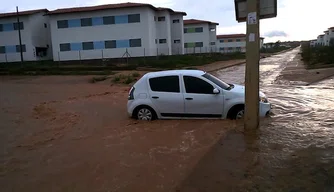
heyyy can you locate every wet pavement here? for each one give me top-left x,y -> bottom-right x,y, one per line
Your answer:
178,48 -> 334,191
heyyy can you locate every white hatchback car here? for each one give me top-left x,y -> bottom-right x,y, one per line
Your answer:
127,70 -> 271,120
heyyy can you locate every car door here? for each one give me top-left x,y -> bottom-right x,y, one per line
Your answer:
148,75 -> 185,117
182,75 -> 224,117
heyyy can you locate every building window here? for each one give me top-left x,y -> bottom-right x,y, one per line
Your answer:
0,24 -> 3,32
2,23 -> 14,31
0,46 -> 5,53
60,43 -> 70,51
68,19 -> 81,28
128,14 -> 140,23
158,16 -> 165,21
81,18 -> 92,27
16,45 -> 26,52
219,47 -> 224,51
44,23 -> 47,28
220,40 -> 224,43
70,43 -> 82,50
13,22 -> 24,30
105,40 -> 116,49
195,27 -> 203,32
236,39 -> 241,42
210,28 -> 215,31
228,39 -> 233,42
210,42 -> 216,45
5,45 -> 16,53
184,42 -> 203,48
116,39 -> 130,48
184,27 -> 203,33
159,39 -> 167,44
82,42 -> 94,50
228,47 -> 233,50
174,39 -> 181,43
115,15 -> 129,24
93,41 -> 105,49
236,47 -> 241,51
103,16 -> 115,25
130,38 -> 141,47
57,20 -> 68,28
195,42 -> 203,47
173,19 -> 180,23
92,17 -> 103,26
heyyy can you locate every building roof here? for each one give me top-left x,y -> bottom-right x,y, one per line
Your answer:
217,34 -> 265,39
47,2 -> 186,16
329,27 -> 334,30
217,34 -> 246,39
184,19 -> 219,25
0,9 -> 48,19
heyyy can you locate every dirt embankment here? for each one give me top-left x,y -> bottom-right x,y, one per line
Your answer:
278,52 -> 334,85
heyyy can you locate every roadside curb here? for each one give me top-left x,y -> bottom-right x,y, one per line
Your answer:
206,61 -> 246,72
306,74 -> 334,86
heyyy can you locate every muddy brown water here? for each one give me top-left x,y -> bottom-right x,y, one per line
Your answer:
178,48 -> 334,191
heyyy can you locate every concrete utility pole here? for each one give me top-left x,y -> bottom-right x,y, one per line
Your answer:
16,6 -> 24,63
244,0 -> 260,130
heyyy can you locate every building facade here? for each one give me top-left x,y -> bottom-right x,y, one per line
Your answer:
183,19 -> 218,54
216,34 -> 264,53
316,34 -> 325,46
0,9 -> 52,63
328,27 -> 334,46
310,39 -> 317,47
48,3 -> 186,61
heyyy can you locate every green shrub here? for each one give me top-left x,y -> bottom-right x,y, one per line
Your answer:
125,76 -> 135,84
132,72 -> 140,77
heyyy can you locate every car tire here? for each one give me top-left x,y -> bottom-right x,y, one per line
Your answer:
133,106 -> 157,121
228,105 -> 245,120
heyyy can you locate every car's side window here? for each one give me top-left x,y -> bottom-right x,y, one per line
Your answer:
183,76 -> 214,94
149,75 -> 180,93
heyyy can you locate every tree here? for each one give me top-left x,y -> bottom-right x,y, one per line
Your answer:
274,40 -> 281,48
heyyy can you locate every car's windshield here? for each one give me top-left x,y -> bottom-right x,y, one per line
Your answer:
202,73 -> 231,90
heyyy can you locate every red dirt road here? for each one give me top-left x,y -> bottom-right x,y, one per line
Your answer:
0,76 -> 238,192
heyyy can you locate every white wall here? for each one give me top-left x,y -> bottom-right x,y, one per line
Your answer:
155,10 -> 171,55
50,7 -> 154,61
208,24 -> 217,51
184,23 -> 210,54
329,29 -> 334,45
170,14 -> 184,55
29,12 -> 53,60
0,16 -> 33,62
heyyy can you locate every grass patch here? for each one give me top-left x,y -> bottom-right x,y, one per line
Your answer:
111,73 -> 139,85
301,42 -> 334,69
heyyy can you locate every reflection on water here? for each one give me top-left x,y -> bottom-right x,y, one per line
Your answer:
215,48 -> 334,191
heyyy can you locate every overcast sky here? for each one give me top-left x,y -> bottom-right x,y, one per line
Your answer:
2,0 -> 334,43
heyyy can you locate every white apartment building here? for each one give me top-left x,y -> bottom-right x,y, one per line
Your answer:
48,3 -> 186,61
310,39 -> 317,47
327,27 -> 334,46
316,34 -> 325,46
0,9 -> 52,63
324,30 -> 330,46
216,34 -> 264,53
183,19 -> 218,54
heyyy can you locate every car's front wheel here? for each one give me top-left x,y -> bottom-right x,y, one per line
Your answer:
228,105 -> 245,120
133,106 -> 157,121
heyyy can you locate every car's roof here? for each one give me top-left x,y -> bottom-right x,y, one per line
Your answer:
145,70 -> 206,78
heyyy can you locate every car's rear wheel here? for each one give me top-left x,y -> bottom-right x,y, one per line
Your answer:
134,106 -> 157,121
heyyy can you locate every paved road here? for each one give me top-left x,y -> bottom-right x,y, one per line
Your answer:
178,48 -> 334,192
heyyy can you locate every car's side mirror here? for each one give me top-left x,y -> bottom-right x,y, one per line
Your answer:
213,88 -> 220,94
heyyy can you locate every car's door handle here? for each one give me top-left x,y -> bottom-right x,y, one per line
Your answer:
185,98 -> 193,100
152,96 -> 159,99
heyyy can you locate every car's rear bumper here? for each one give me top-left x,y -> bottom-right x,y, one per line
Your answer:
260,102 -> 271,117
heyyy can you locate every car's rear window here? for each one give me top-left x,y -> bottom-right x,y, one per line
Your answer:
149,75 -> 180,93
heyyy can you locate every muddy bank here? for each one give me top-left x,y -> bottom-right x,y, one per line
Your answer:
278,51 -> 334,85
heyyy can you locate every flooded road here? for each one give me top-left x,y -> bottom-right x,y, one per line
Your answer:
211,48 -> 334,191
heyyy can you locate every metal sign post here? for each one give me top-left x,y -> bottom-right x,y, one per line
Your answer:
234,0 -> 277,130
